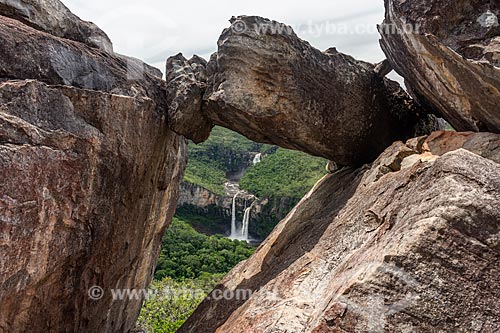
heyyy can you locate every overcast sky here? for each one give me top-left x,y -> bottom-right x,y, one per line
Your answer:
63,0 -> 388,73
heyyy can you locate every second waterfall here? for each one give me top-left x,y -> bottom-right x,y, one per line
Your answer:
229,192 -> 255,242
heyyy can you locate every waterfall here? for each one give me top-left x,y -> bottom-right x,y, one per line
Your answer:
230,192 -> 255,242
230,191 -> 240,239
252,153 -> 262,165
241,201 -> 255,241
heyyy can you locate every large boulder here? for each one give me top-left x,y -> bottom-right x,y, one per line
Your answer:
169,16 -> 438,166
379,0 -> 500,133
0,79 -> 186,332
180,131 -> 500,333
0,0 -> 113,52
0,2 -> 188,331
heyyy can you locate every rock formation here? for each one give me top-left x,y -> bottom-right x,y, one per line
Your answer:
180,131 -> 500,332
168,16 -> 439,166
0,2 -> 186,332
379,0 -> 500,133
1,0 -> 499,332
166,54 -> 214,143
0,0 -> 113,52
0,15 -> 165,104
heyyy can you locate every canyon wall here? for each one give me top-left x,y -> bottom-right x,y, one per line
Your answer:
178,181 -> 294,239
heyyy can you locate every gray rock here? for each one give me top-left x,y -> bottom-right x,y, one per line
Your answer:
0,0 -> 113,52
379,0 -> 500,133
0,15 -> 167,113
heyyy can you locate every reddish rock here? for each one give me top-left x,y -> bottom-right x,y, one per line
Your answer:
0,80 -> 186,332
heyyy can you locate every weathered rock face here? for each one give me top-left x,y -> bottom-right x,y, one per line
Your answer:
379,0 -> 500,133
166,54 -> 214,143
180,131 -> 500,333
167,16 -> 438,166
0,15 -> 166,106
0,0 -> 113,52
0,2 -> 187,332
0,79 -> 186,332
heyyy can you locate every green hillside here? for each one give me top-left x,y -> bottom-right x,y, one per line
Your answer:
240,148 -> 326,201
184,126 -> 269,195
181,126 -> 326,239
138,129 -> 327,332
184,126 -> 325,201
137,216 -> 255,332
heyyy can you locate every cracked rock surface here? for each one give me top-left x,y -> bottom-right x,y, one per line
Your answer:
380,0 -> 500,133
0,2 -> 186,331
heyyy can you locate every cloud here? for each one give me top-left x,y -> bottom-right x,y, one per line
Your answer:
62,0 -> 388,72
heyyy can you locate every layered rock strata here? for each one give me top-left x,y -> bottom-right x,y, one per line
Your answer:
380,0 -> 500,133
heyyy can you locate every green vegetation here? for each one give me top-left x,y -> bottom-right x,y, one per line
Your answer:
137,217 -> 255,332
183,159 -> 226,195
184,126 -> 265,195
189,126 -> 262,159
182,127 -> 326,240
138,130 -> 328,332
175,206 -> 227,235
137,274 -> 221,333
184,126 -> 325,201
154,217 -> 255,281
240,148 -> 326,201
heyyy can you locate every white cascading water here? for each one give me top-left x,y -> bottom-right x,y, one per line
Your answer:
253,153 -> 262,165
241,201 -> 255,241
229,153 -> 261,241
230,191 -> 240,239
230,193 -> 255,242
